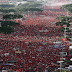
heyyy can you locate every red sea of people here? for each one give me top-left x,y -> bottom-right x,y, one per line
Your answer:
0,6 -> 72,72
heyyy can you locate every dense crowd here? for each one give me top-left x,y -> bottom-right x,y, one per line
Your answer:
0,39 -> 70,72
0,6 -> 72,72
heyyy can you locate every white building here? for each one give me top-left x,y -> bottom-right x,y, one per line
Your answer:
8,0 -> 17,6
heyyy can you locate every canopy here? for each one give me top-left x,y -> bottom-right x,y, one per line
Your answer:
62,38 -> 67,41
69,65 -> 72,67
4,53 -> 9,56
70,58 -> 72,61
57,61 -> 64,63
15,51 -> 21,53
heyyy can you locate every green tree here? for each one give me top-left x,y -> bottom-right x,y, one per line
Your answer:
0,4 -> 15,8
0,21 -> 20,27
60,4 -> 72,13
18,7 -> 43,12
56,22 -> 70,27
0,8 -> 16,13
0,26 -> 14,34
3,14 -> 23,19
56,20 -> 71,41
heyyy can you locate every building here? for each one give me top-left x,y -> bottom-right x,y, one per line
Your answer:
0,0 -> 17,5
0,0 -> 8,2
8,0 -> 17,5
0,0 -> 9,4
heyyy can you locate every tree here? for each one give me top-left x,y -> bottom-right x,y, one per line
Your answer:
3,14 -> 23,19
0,26 -> 14,34
0,4 -> 15,8
56,22 -> 70,27
18,7 -> 43,12
56,19 -> 71,41
0,21 -> 20,27
0,8 -> 16,13
60,4 -> 72,13
0,20 -> 20,34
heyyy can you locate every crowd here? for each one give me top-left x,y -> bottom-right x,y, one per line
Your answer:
0,39 -> 70,72
0,6 -> 72,72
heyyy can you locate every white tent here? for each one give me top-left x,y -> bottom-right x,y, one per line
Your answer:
57,61 -> 64,63
53,41 -> 61,44
68,65 -> 72,70
70,58 -> 72,61
69,46 -> 72,49
4,53 -> 9,56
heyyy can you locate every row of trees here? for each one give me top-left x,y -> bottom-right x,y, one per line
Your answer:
0,21 -> 20,27
0,8 -> 16,13
0,4 -> 15,8
0,26 -> 14,34
56,16 -> 72,22
3,14 -> 23,19
0,1 -> 43,13
18,7 -> 43,12
0,7 -> 43,13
